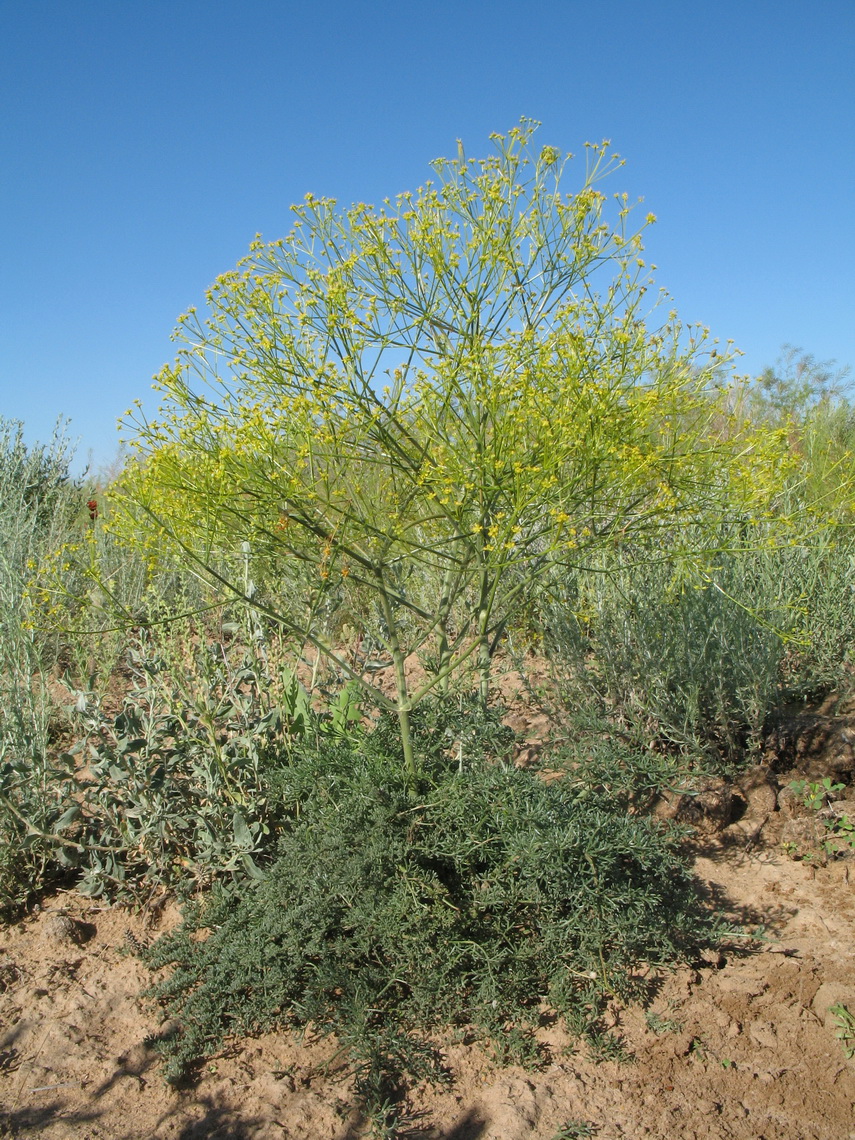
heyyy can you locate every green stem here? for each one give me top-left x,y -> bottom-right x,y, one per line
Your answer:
436,564 -> 456,694
397,703 -> 416,784
377,572 -> 417,783
477,563 -> 492,708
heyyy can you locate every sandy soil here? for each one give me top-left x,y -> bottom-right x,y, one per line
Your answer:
1,705 -> 854,1140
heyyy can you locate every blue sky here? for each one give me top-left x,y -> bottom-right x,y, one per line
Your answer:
1,0 -> 853,475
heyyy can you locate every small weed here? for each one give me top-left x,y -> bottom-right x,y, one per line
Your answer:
689,1036 -> 709,1061
790,777 -> 846,811
789,778 -> 855,859
644,1009 -> 683,1035
689,1034 -> 734,1069
829,1003 -> 855,1059
585,1029 -> 634,1064
551,1122 -> 598,1140
832,813 -> 855,854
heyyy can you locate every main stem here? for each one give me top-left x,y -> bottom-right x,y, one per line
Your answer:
436,564 -> 456,695
477,561 -> 491,708
377,572 -> 417,783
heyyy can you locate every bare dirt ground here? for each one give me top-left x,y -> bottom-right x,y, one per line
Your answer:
1,702 -> 854,1140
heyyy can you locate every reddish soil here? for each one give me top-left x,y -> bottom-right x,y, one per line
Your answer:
1,701 -> 854,1139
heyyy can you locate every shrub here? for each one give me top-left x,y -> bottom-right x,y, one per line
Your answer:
142,733 -> 721,1124
0,419 -> 82,908
542,540 -> 786,765
542,516 -> 855,768
4,618 -> 355,902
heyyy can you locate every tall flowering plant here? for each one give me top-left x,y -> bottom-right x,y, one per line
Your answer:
116,123 -> 792,779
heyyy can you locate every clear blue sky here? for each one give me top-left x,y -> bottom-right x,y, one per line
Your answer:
1,0 -> 853,475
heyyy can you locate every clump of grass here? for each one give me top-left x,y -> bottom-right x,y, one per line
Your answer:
829,1003 -> 855,1060
141,722 -> 722,1127
550,1122 -> 598,1139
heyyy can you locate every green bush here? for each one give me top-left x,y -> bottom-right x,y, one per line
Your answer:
142,734 -> 720,1122
4,620 -> 346,902
543,542 -> 785,764
773,529 -> 855,698
542,519 -> 855,768
0,419 -> 82,908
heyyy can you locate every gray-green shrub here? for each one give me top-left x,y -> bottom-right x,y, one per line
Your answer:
542,521 -> 855,767
0,419 -> 82,906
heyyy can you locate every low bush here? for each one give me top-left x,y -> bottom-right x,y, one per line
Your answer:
543,544 -> 783,766
1,621 -> 353,904
0,419 -> 82,908
141,731 -> 721,1126
773,530 -> 855,698
542,524 -> 855,770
